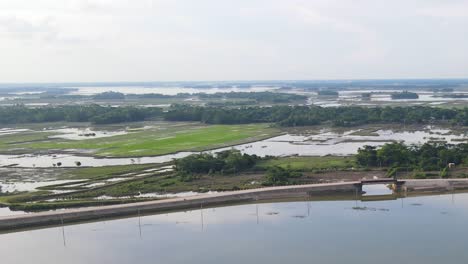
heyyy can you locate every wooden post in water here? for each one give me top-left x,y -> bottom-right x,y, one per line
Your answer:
354,186 -> 359,207
200,203 -> 204,231
138,209 -> 142,238
61,214 -> 66,247
256,204 -> 259,224
255,196 -> 259,224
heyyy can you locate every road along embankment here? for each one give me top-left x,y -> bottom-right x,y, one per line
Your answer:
404,179 -> 468,192
0,182 -> 357,231
2,178 -> 468,232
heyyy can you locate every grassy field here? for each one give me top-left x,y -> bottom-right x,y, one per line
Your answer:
0,131 -> 57,150
0,123 -> 279,157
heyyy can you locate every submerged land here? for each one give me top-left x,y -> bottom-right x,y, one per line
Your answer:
0,80 -> 467,214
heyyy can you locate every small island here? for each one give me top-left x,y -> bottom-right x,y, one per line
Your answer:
391,91 -> 419,99
361,93 -> 372,99
436,94 -> 468,99
433,88 -> 454,93
317,90 -> 339,97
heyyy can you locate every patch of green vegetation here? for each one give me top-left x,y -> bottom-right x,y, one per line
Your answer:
9,123 -> 279,157
0,191 -> 51,204
349,129 -> 379,137
63,164 -> 159,180
0,131 -> 58,151
264,166 -> 302,186
8,199 -> 148,212
256,156 -> 356,172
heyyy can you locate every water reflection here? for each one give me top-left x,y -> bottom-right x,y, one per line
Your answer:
1,192 -> 468,264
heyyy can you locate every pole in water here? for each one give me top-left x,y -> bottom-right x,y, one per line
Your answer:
354,187 -> 358,207
256,204 -> 259,224
61,215 -> 66,247
138,209 -> 142,238
200,203 -> 204,231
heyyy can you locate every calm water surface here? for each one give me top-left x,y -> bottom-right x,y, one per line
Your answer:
1,192 -> 468,264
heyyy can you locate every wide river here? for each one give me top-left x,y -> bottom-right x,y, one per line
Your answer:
1,191 -> 467,263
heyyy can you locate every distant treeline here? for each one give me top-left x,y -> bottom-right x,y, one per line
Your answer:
196,92 -> 307,103
356,142 -> 468,172
165,105 -> 468,126
1,104 -> 467,126
0,105 -> 162,124
42,91 -> 308,104
317,90 -> 339,96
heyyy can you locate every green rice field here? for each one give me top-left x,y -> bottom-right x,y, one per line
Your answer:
0,123 -> 279,157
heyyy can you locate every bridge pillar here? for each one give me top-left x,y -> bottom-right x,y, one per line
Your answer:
354,183 -> 363,195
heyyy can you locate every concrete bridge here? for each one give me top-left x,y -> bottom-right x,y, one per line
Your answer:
355,178 -> 406,192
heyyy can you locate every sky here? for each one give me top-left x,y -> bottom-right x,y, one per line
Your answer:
0,0 -> 467,82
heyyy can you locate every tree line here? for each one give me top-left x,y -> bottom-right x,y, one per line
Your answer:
0,105 -> 162,124
43,91 -> 308,104
196,92 -> 307,103
356,142 -> 468,172
1,104 -> 467,126
165,105 -> 468,127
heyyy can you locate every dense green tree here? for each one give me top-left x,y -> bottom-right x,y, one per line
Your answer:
0,105 -> 163,125
357,142 -> 468,171
356,145 -> 378,167
264,166 -> 301,185
174,150 -> 260,176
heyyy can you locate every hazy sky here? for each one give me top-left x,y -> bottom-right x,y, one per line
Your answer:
1,0 -> 467,82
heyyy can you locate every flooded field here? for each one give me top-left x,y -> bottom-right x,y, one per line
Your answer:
0,125 -> 466,168
0,128 -> 30,136
309,89 -> 468,107
1,84 -> 468,108
1,191 -> 467,264
67,85 -> 276,95
0,179 -> 82,193
229,126 -> 467,156
48,128 -> 128,140
0,167 -> 71,194
0,152 -> 192,168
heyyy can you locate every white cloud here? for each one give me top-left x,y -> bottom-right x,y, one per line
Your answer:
418,1 -> 468,18
0,0 -> 467,82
